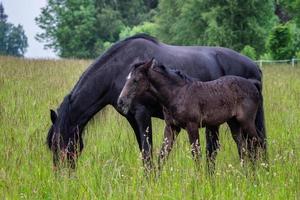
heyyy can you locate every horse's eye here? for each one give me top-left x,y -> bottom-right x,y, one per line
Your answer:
133,79 -> 138,84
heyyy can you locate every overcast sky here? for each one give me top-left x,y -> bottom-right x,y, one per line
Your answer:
2,0 -> 57,58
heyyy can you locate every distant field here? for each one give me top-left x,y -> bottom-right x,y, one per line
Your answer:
0,56 -> 299,199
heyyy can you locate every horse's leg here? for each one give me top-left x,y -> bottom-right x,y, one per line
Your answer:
126,106 -> 153,172
241,122 -> 260,163
186,123 -> 201,163
205,126 -> 220,171
227,118 -> 246,163
158,124 -> 180,170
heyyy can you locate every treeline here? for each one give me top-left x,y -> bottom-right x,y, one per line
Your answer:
36,0 -> 300,60
0,3 -> 28,57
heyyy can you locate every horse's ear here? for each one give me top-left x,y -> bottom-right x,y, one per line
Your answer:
50,109 -> 57,124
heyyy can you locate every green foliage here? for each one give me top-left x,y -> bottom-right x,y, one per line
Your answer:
268,23 -> 293,59
36,0 -> 157,58
101,19 -> 160,53
119,22 -> 158,40
35,0 -> 299,59
289,22 -> 300,55
280,0 -> 300,25
156,0 -> 275,54
0,3 -> 28,57
95,0 -> 157,26
241,45 -> 257,60
292,0 -> 300,25
260,52 -> 273,60
94,7 -> 124,43
36,0 -> 101,58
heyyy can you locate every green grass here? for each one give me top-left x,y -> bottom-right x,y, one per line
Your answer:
0,56 -> 299,199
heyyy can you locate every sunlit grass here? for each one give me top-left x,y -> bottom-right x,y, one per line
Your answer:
0,56 -> 299,199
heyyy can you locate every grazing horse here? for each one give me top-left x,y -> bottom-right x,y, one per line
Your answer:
47,34 -> 266,170
118,59 -> 262,169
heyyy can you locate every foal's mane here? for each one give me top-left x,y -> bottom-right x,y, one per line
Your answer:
131,61 -> 148,70
170,69 -> 193,82
130,61 -> 193,83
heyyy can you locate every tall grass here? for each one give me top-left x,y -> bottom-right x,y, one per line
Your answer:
0,56 -> 299,199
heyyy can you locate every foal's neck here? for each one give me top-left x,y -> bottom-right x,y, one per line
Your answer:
148,76 -> 189,108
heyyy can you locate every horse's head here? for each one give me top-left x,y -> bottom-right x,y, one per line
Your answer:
117,59 -> 156,114
47,98 -> 84,170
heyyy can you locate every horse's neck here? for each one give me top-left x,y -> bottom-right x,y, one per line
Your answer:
68,66 -> 114,129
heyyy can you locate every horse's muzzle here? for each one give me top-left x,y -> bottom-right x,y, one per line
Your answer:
117,97 -> 130,115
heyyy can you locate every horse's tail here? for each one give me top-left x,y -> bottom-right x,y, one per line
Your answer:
248,78 -> 268,160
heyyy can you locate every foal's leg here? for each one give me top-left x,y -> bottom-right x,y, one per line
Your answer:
227,118 -> 246,163
158,125 -> 180,170
205,126 -> 220,170
241,122 -> 260,162
186,123 -> 201,162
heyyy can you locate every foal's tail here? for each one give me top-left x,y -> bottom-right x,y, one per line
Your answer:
248,78 -> 268,160
248,79 -> 262,92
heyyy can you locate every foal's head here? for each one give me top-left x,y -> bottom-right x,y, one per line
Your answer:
117,59 -> 155,114
118,58 -> 191,114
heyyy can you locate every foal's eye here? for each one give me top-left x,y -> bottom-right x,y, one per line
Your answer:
133,79 -> 138,84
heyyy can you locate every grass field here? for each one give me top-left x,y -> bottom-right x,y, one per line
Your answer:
0,56 -> 299,199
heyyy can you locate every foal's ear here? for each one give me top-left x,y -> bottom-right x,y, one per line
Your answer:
150,58 -> 158,69
141,58 -> 154,72
50,109 -> 57,124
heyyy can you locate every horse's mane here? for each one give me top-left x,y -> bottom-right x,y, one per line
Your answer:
69,34 -> 158,99
47,94 -> 72,149
94,34 -> 158,66
123,34 -> 158,44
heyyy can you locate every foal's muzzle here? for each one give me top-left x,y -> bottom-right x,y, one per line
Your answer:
117,97 -> 130,115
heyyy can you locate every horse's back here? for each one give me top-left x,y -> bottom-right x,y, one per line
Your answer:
155,43 -> 261,81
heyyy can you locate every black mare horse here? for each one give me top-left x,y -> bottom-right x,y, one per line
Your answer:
47,34 -> 266,170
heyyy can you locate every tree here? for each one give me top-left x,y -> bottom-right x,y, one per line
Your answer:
156,0 -> 276,54
268,23 -> 293,59
290,0 -> 300,25
241,45 -> 257,60
0,2 -> 7,22
0,3 -> 28,57
262,1 -> 300,59
119,22 -> 158,40
36,0 -> 158,58
36,0 -> 101,58
278,0 -> 300,25
94,0 -> 157,27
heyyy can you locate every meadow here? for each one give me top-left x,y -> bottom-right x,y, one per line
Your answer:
0,56 -> 299,199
